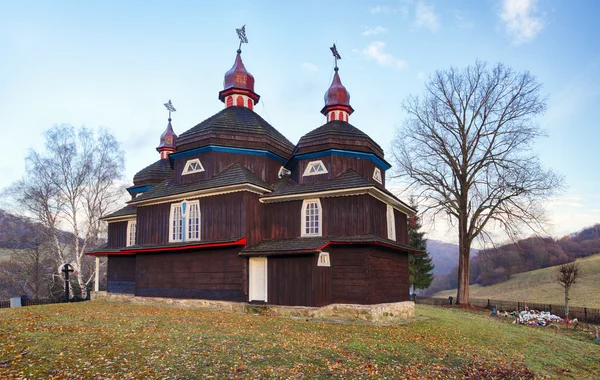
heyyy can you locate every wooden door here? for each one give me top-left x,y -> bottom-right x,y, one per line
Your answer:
249,257 -> 268,302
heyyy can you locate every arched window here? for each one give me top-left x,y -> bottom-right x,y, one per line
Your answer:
331,112 -> 336,121
226,96 -> 233,107
338,111 -> 343,121
301,199 -> 322,237
236,96 -> 244,106
169,200 -> 201,242
248,98 -> 253,110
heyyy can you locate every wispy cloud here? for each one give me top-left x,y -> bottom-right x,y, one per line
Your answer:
500,0 -> 545,45
361,25 -> 388,36
415,1 -> 439,32
370,4 -> 409,17
454,11 -> 474,30
301,62 -> 318,72
356,41 -> 407,70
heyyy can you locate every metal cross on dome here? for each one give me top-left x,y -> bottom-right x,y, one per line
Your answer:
236,24 -> 248,52
330,43 -> 341,70
164,100 -> 176,120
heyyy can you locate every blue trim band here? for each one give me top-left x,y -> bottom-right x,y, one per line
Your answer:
169,145 -> 287,164
127,185 -> 152,195
294,149 -> 391,170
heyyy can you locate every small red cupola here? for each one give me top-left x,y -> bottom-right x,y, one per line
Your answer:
321,65 -> 354,123
218,49 -> 260,110
156,118 -> 177,159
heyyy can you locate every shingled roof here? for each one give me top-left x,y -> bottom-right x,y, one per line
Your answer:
295,120 -> 385,159
133,158 -> 173,186
101,204 -> 137,220
240,234 -> 421,256
265,169 -> 372,197
176,106 -> 295,159
130,162 -> 271,203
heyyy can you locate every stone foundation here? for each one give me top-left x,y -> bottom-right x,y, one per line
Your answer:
90,291 -> 414,323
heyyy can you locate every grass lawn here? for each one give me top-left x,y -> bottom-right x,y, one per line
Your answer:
435,254 -> 600,309
1,301 -> 598,379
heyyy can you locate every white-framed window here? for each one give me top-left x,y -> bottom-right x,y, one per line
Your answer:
169,200 -> 201,242
187,201 -> 201,241
302,160 -> 328,177
126,220 -> 136,247
301,199 -> 322,237
318,252 -> 330,267
182,158 -> 205,175
278,166 -> 291,178
170,203 -> 183,242
387,204 -> 396,241
373,167 -> 382,184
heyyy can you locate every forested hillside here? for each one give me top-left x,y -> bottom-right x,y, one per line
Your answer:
427,224 -> 600,294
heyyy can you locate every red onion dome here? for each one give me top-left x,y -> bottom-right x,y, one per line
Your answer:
156,118 -> 177,153
320,67 -> 354,116
219,50 -> 260,104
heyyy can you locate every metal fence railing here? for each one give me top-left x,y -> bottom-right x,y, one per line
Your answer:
416,297 -> 600,324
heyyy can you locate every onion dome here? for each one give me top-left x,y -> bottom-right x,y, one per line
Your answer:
218,50 -> 260,110
321,67 -> 354,122
156,118 -> 177,160
295,120 -> 384,160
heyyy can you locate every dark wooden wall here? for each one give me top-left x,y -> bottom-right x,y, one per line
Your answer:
292,155 -> 385,187
107,256 -> 136,294
173,151 -> 283,185
394,209 -> 409,245
244,192 -> 264,246
136,193 -> 247,245
267,254 -> 331,307
135,246 -> 246,300
107,221 -> 128,248
329,246 -> 368,304
262,200 -> 303,239
367,249 -> 410,304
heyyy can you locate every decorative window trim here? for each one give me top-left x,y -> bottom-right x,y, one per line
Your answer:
278,166 -> 291,178
126,220 -> 136,247
182,158 -> 205,175
186,200 -> 201,242
317,251 -> 330,267
387,204 -> 396,241
301,198 -> 322,237
169,200 -> 201,243
373,167 -> 382,184
302,160 -> 328,177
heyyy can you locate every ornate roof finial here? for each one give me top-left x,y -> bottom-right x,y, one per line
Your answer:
164,99 -> 176,120
157,100 -> 178,158
236,24 -> 248,53
330,43 -> 341,71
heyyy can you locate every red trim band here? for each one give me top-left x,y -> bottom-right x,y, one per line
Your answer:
86,238 -> 247,256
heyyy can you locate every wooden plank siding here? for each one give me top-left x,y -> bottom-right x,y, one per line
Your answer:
262,201 -> 303,239
267,254 -> 331,307
394,209 -> 409,245
173,151 -> 283,185
107,221 -> 128,248
135,246 -> 246,300
292,155 -> 385,188
367,250 -> 410,304
329,246 -> 369,304
107,256 -> 136,294
136,193 -> 247,245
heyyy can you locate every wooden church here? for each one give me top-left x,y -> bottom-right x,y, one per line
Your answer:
88,34 -> 419,307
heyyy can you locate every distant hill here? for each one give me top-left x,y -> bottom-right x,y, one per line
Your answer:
427,240 -> 478,276
0,209 -> 74,250
434,254 -> 600,308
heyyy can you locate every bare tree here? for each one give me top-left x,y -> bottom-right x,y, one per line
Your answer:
6,125 -> 124,299
557,262 -> 580,320
392,61 -> 563,305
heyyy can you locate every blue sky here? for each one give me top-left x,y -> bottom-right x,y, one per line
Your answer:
1,0 -> 599,243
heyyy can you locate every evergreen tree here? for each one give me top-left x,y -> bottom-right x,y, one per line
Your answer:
408,209 -> 435,297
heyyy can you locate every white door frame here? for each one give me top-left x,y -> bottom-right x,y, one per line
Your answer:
249,257 -> 268,302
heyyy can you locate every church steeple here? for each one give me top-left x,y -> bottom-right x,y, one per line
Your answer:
156,100 -> 178,160
218,25 -> 260,110
321,44 -> 354,122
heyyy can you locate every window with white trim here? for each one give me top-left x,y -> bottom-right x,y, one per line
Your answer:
302,160 -> 328,177
169,200 -> 201,242
373,167 -> 382,184
301,199 -> 322,237
182,158 -> 205,175
126,220 -> 136,247
187,201 -> 200,241
318,252 -> 330,267
387,205 -> 396,241
278,166 -> 291,178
